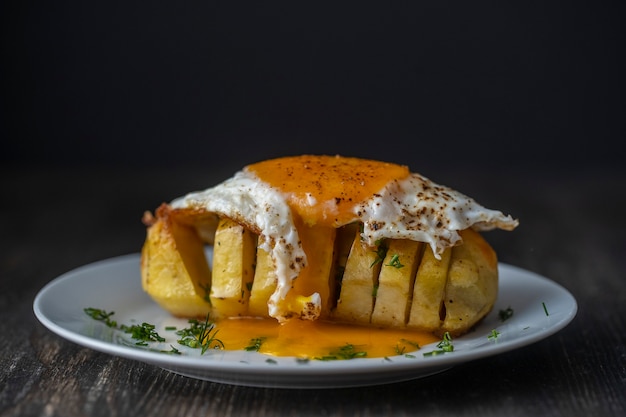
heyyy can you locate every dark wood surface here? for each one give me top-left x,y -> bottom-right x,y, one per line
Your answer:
1,164 -> 624,417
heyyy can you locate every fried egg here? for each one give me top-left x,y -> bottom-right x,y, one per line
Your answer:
170,155 -> 518,322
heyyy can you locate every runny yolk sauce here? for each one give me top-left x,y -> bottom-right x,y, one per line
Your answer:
202,155 -> 438,359
248,155 -> 411,320
210,318 -> 440,359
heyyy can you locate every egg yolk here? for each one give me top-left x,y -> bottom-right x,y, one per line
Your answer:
247,155 -> 411,320
210,317 -> 440,359
247,155 -> 410,226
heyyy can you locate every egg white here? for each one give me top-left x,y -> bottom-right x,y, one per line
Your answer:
170,169 -> 518,321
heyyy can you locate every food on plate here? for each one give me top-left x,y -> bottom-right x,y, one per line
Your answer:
140,155 -> 518,356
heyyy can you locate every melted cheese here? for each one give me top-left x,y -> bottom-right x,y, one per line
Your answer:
170,154 -> 518,323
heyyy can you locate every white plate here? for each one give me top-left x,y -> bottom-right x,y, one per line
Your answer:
33,254 -> 577,388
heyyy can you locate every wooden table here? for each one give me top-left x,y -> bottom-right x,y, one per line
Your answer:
2,165 -> 624,416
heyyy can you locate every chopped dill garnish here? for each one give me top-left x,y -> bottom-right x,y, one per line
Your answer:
488,329 -> 500,341
400,339 -> 421,349
84,307 -> 117,328
84,307 -> 224,354
370,240 -> 388,267
385,254 -> 404,268
316,343 -> 367,361
120,322 -> 165,345
542,302 -> 549,316
199,283 -> 212,305
176,313 -> 224,354
162,345 -> 182,355
244,337 -> 266,352
395,339 -> 420,356
498,306 -> 514,322
84,307 -> 167,347
423,332 -> 454,357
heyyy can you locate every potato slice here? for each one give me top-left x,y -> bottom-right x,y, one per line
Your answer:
140,206 -> 212,317
329,223 -> 360,310
371,239 -> 423,327
210,217 -> 258,317
332,230 -> 382,324
248,237 -> 277,317
459,228 -> 498,292
440,229 -> 497,336
407,245 -> 452,332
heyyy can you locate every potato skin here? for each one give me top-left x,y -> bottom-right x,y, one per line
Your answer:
335,227 -> 497,337
141,205 -> 498,336
141,204 -> 212,318
210,217 -> 257,318
440,228 -> 498,337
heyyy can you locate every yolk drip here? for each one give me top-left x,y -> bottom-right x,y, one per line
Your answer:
282,217 -> 337,317
212,317 -> 440,359
247,155 -> 410,321
247,155 -> 410,226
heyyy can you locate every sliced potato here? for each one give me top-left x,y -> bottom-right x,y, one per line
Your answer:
407,245 -> 452,332
440,228 -> 497,336
329,223 -> 360,309
140,205 -> 212,317
141,204 -> 499,337
332,230 -> 382,324
371,239 -> 423,327
248,237 -> 277,317
210,217 -> 258,317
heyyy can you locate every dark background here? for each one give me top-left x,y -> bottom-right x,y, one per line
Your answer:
1,4 -> 625,415
2,1 -> 624,176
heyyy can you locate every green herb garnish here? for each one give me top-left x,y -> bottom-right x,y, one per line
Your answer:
84,307 -> 167,346
488,329 -> 500,341
162,345 -> 182,355
244,337 -> 266,352
401,339 -> 420,349
316,344 -> 367,361
542,302 -> 549,316
176,314 -> 224,354
199,283 -> 212,305
84,307 -> 118,328
395,338 -> 420,355
385,254 -> 404,268
120,322 -> 166,346
423,332 -> 454,357
370,240 -> 388,267
498,306 -> 514,322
